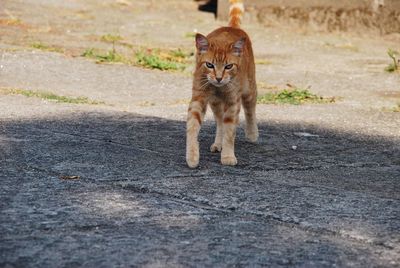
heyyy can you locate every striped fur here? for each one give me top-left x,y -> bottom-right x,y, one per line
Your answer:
229,0 -> 244,28
186,0 -> 258,168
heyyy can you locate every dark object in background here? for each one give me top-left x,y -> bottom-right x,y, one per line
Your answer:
198,0 -> 217,16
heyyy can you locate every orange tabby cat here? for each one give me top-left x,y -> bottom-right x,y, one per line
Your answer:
186,0 -> 258,168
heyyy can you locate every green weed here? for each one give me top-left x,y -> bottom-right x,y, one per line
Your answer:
100,34 -> 123,43
392,104 -> 400,112
1,88 -> 104,105
81,48 -> 127,63
81,45 -> 190,71
135,49 -> 187,71
100,34 -> 123,53
170,48 -> 188,59
31,42 -> 64,53
81,48 -> 96,58
385,48 -> 399,73
257,85 -> 335,105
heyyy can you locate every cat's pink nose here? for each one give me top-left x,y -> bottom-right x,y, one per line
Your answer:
216,77 -> 222,83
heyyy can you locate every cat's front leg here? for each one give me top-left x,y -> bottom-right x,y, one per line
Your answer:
186,96 -> 207,168
209,101 -> 224,153
221,102 -> 240,166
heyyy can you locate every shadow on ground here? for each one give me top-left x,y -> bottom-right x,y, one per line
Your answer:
1,111 -> 399,267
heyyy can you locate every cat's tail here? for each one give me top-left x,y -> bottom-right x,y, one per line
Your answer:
228,0 -> 244,28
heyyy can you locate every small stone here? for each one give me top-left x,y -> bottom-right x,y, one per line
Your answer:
294,132 -> 319,138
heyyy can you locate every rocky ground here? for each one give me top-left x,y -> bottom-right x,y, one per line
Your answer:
0,0 -> 399,267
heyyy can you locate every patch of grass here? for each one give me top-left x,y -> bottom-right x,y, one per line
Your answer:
392,104 -> 400,112
82,48 -> 127,64
81,45 -> 191,71
135,49 -> 188,71
257,84 -> 335,105
0,18 -> 23,26
135,51 -> 182,70
0,88 -> 105,105
170,48 -> 188,59
81,48 -> 96,58
100,34 -> 123,43
385,48 -> 399,73
31,42 -> 64,53
385,64 -> 397,72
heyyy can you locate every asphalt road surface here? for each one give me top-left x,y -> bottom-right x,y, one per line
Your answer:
1,0 -> 399,267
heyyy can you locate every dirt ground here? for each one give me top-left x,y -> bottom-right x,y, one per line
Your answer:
0,0 -> 399,267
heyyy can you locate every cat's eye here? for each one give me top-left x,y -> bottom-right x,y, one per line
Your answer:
205,62 -> 214,68
225,64 -> 234,70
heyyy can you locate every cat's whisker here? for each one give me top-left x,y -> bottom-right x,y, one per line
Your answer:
199,80 -> 210,90
199,80 -> 209,86
199,78 -> 210,85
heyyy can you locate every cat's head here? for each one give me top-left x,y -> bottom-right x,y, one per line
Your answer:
195,33 -> 245,88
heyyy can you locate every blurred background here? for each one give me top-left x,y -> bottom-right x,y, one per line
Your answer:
0,0 -> 399,128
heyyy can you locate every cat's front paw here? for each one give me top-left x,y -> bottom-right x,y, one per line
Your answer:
221,155 -> 237,166
210,143 -> 222,153
187,155 -> 199,168
186,144 -> 200,168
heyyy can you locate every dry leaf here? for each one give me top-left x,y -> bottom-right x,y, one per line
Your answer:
60,175 -> 80,180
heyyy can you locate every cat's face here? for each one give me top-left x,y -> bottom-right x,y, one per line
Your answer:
195,33 -> 245,88
202,60 -> 236,87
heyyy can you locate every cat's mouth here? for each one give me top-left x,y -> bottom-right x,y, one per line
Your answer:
210,80 -> 229,88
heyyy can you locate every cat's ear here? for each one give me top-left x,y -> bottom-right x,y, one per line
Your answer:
232,37 -> 246,56
195,33 -> 209,54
